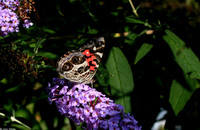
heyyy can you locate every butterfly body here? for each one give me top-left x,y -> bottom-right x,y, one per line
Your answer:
57,37 -> 105,84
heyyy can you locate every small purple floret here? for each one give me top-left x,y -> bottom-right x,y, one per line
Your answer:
0,0 -> 33,36
47,78 -> 142,130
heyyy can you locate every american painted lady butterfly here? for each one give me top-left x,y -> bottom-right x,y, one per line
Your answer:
57,37 -> 105,84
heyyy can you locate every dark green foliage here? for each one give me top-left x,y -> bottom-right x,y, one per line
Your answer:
106,47 -> 134,113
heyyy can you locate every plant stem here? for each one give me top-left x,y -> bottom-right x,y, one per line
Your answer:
128,0 -> 139,17
11,116 -> 31,130
0,112 -> 31,130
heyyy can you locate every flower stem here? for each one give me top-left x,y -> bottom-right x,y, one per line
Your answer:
11,116 -> 31,130
0,112 -> 31,130
128,0 -> 139,17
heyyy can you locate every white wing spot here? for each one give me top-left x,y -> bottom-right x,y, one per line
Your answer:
93,46 -> 96,51
95,52 -> 103,58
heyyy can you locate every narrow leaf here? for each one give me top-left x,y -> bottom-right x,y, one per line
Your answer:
134,43 -> 153,64
163,30 -> 200,79
106,47 -> 134,113
125,16 -> 146,25
169,80 -> 193,116
56,4 -> 64,16
125,16 -> 151,27
43,28 -> 56,34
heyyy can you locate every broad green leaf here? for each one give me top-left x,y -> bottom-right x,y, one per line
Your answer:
134,43 -> 153,64
38,52 -> 58,59
15,108 -> 32,121
105,47 -> 134,113
169,80 -> 193,116
163,30 -> 200,79
15,107 -> 40,129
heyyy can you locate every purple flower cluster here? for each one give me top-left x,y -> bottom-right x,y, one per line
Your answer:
0,0 -> 33,36
47,78 -> 141,130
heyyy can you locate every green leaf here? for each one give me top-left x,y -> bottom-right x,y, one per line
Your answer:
21,41 -> 28,45
110,11 -> 118,16
0,34 -> 9,39
125,16 -> 151,27
169,80 -> 193,116
87,26 -> 98,34
95,65 -> 110,95
87,28 -> 98,34
15,107 -> 40,129
56,4 -> 64,16
77,38 -> 88,45
29,43 -> 37,48
0,78 -> 8,84
134,43 -> 153,64
163,29 -> 200,79
124,33 -> 138,45
3,99 -> 13,113
5,85 -> 21,93
96,65 -> 109,87
33,39 -> 46,54
105,47 -> 134,113
43,28 -> 56,34
15,108 -> 32,120
125,17 -> 146,24
38,52 -> 58,59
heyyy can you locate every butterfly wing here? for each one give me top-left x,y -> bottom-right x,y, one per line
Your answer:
57,37 -> 105,84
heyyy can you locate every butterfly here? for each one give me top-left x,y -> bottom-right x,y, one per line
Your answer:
57,37 -> 105,84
